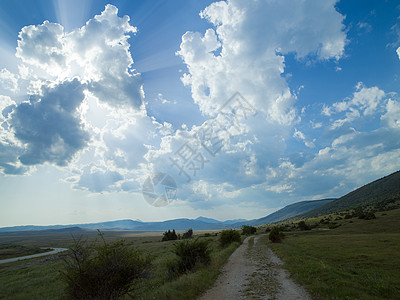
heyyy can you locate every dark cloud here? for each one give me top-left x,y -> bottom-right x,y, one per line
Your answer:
9,78 -> 89,166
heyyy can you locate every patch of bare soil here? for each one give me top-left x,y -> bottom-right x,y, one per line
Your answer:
199,235 -> 311,300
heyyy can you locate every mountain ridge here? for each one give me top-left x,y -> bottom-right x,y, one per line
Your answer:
0,199 -> 328,232
302,170 -> 400,218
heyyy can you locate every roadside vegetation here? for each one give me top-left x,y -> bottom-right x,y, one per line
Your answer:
262,201 -> 400,299
0,229 -> 244,300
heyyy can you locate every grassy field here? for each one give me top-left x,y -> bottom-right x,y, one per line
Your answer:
267,207 -> 400,299
0,244 -> 53,260
0,230 -> 241,300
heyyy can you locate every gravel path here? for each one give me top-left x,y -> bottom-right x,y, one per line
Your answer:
0,248 -> 68,264
199,234 -> 311,300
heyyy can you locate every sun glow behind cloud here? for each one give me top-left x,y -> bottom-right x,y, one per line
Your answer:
0,0 -> 400,227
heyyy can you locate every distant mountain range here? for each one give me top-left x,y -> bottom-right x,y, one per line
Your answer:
0,200 -> 329,233
4,170 -> 397,233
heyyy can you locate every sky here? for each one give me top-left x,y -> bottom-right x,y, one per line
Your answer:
0,0 -> 399,227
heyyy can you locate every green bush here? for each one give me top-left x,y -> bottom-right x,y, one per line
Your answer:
328,222 -> 341,229
241,225 -> 257,235
162,229 -> 178,241
359,212 -> 376,220
168,239 -> 210,276
269,226 -> 284,243
298,220 -> 311,231
219,229 -> 241,247
60,233 -> 151,299
182,228 -> 193,239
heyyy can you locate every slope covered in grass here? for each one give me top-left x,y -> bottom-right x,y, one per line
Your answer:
302,170 -> 400,217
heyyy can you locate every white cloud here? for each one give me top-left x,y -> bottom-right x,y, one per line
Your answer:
0,69 -> 18,94
15,4 -> 143,109
0,4 -> 145,181
381,99 -> 400,128
8,79 -> 89,166
323,83 -> 385,129
397,47 -> 400,61
293,128 -> 315,148
177,0 -> 346,124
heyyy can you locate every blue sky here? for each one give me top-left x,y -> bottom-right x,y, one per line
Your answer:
0,0 -> 399,227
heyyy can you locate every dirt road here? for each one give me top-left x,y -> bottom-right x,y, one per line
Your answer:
199,235 -> 311,300
0,248 -> 68,264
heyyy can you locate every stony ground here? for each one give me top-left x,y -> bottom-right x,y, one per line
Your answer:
199,234 -> 312,300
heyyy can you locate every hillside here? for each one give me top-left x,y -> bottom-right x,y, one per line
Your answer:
302,170 -> 400,217
239,199 -> 335,226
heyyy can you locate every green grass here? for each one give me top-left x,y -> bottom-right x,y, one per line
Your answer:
0,231 -> 241,300
269,208 -> 400,299
0,257 -> 66,299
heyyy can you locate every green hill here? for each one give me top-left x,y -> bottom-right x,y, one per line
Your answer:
239,198 -> 335,226
302,170 -> 400,217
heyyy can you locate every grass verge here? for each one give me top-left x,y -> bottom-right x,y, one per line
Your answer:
268,208 -> 400,299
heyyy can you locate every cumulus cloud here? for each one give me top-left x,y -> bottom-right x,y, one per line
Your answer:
0,95 -> 27,175
381,99 -> 400,128
0,4 -> 145,180
322,83 -> 385,129
177,0 -> 346,124
9,79 -> 89,166
15,4 -> 143,109
263,86 -> 400,200
16,21 -> 66,76
1,1 -> 398,215
0,69 -> 18,94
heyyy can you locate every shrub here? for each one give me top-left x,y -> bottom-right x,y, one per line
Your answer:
182,228 -> 193,239
298,221 -> 311,231
328,223 -> 341,229
269,226 -> 284,243
60,233 -> 151,299
168,239 -> 210,276
162,229 -> 178,241
241,225 -> 257,235
361,212 -> 376,220
219,229 -> 241,247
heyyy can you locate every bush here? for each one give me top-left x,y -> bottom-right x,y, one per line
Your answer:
241,225 -> 257,235
219,229 -> 241,247
162,229 -> 178,241
60,233 -> 151,299
269,226 -> 284,243
328,222 -> 341,229
182,228 -> 193,239
168,239 -> 210,276
359,212 -> 376,220
298,221 -> 311,231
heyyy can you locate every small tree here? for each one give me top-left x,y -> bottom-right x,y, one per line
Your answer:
162,229 -> 178,241
182,228 -> 193,239
219,229 -> 241,247
242,225 -> 257,235
269,226 -> 284,243
298,221 -> 311,231
60,232 -> 151,299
